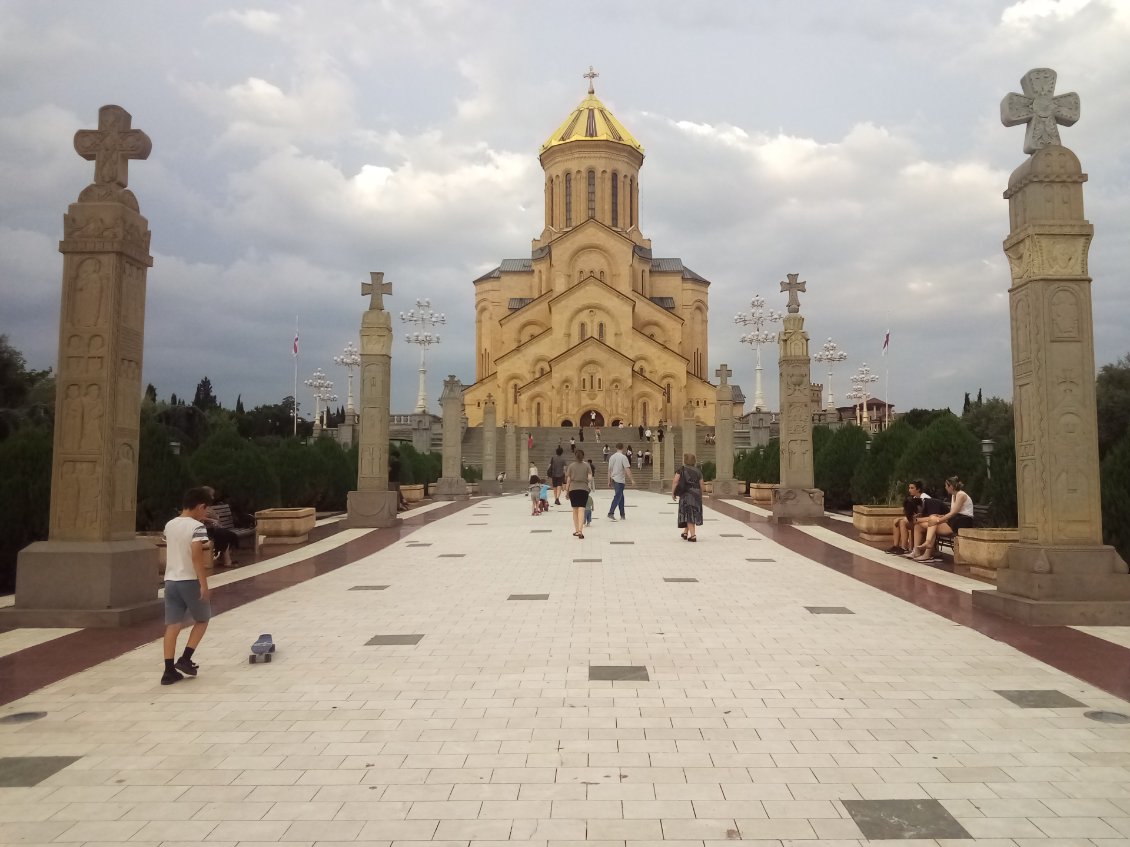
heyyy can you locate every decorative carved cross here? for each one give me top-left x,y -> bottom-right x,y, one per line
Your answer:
361,271 -> 392,311
583,65 -> 599,95
1001,68 -> 1080,155
780,273 -> 806,313
715,364 -> 732,386
73,105 -> 152,187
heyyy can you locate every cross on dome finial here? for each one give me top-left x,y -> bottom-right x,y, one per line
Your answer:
583,65 -> 599,95
1001,68 -> 1080,155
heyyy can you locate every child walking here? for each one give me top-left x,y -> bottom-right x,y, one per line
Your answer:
529,474 -> 541,516
161,487 -> 214,685
584,492 -> 594,527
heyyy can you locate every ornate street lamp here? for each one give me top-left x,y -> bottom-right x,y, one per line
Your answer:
400,298 -> 446,414
303,368 -> 332,433
734,294 -> 783,411
332,341 -> 361,414
319,392 -> 338,429
813,337 -> 848,412
845,386 -> 864,426
853,363 -> 879,425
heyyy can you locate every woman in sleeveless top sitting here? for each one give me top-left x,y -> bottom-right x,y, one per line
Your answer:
909,476 -> 974,563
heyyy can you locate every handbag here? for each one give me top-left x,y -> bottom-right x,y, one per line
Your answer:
673,466 -> 686,497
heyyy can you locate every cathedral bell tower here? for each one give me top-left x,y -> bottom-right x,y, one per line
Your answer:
534,67 -> 648,249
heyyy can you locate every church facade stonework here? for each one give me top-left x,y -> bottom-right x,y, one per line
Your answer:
464,76 -> 715,429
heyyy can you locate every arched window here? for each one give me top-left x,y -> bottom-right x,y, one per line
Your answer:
579,322 -> 588,340
598,322 -> 605,341
565,172 -> 572,227
587,169 -> 596,219
536,402 -> 542,426
629,177 -> 635,227
611,172 -> 619,227
548,179 -> 554,227
598,377 -> 603,390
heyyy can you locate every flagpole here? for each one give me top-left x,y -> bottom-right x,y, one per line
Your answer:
289,318 -> 293,438
882,328 -> 890,429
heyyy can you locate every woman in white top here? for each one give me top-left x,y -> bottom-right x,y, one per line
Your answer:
910,476 -> 974,563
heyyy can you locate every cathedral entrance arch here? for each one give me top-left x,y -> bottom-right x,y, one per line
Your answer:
581,410 -> 605,427
560,418 -> 574,427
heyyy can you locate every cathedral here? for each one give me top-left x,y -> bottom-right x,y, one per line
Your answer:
463,74 -> 717,428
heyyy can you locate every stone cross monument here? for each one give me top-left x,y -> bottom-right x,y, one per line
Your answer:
504,419 -> 517,488
681,400 -> 697,472
8,105 -> 159,627
973,69 -> 1130,625
519,430 -> 530,489
346,272 -> 400,528
662,419 -> 675,492
435,375 -> 469,500
712,364 -> 741,496
649,427 -> 664,492
479,393 -> 501,494
772,273 -> 824,522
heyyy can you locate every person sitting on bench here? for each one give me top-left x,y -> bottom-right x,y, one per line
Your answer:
886,479 -> 929,554
907,476 -> 974,563
201,486 -> 238,567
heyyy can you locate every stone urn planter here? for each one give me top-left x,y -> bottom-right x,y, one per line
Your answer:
955,527 -> 1019,581
465,482 -> 479,496
750,483 -> 775,507
852,504 -> 903,543
702,480 -> 714,495
401,484 -> 425,503
254,507 -> 316,546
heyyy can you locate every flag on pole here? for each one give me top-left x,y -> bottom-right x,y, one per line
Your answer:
882,329 -> 890,356
293,330 -> 299,357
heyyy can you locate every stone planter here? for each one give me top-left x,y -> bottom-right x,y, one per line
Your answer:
955,527 -> 1019,581
750,482 -> 775,507
401,484 -> 425,503
254,507 -> 316,546
852,504 -> 903,543
702,480 -> 714,495
466,482 -> 479,496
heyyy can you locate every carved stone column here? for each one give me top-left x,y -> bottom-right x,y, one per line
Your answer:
435,376 -> 469,500
649,429 -> 664,492
772,274 -> 824,522
9,105 -> 160,627
519,430 -> 530,487
712,364 -> 742,497
504,420 -> 517,488
347,273 -> 399,528
680,401 -> 697,476
479,393 -> 501,494
973,70 -> 1130,623
662,421 -> 675,491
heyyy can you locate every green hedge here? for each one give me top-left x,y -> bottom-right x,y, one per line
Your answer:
1101,429 -> 1130,563
892,412 -> 983,500
851,419 -> 920,505
0,426 -> 52,592
814,425 -> 869,510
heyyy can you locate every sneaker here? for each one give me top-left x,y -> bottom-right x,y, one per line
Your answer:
885,545 -> 907,555
174,656 -> 199,677
555,499 -> 561,505
161,669 -> 184,686
607,515 -> 617,521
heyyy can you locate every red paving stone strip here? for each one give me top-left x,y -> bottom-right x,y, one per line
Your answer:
0,501 -> 475,706
708,498 -> 1130,703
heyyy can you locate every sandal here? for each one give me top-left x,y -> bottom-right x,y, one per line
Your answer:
687,536 -> 697,542
681,532 -> 688,539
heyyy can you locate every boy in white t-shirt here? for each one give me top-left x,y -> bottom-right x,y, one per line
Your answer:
161,487 -> 214,686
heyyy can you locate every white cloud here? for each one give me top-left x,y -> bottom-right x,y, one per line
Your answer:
205,9 -> 282,35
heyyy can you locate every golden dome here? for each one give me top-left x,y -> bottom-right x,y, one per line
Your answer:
540,90 -> 643,154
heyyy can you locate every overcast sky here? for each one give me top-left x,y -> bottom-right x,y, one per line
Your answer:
2,0 -> 1128,419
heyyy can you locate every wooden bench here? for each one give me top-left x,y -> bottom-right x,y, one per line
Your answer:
935,503 -> 990,557
209,503 -> 256,549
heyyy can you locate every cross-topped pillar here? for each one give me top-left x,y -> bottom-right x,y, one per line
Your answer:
972,68 -> 1130,625
480,393 -> 501,494
713,364 -> 741,496
7,105 -> 159,627
347,272 -> 400,527
1001,68 -> 1080,155
780,273 -> 806,314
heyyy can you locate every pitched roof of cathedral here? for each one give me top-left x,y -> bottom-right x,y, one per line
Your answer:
540,91 -> 644,154
473,256 -> 709,286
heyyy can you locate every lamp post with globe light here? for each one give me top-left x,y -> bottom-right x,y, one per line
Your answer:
319,391 -> 338,429
303,368 -> 332,435
813,337 -> 848,412
845,385 -> 864,426
853,363 -> 880,426
400,299 -> 446,414
733,294 -> 782,411
333,341 -> 361,415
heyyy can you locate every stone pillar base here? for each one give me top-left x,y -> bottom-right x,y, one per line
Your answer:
712,479 -> 744,498
478,480 -> 502,495
770,486 -> 824,523
434,477 -> 470,500
346,490 -> 400,528
2,539 -> 161,628
972,543 -> 1130,624
649,479 -> 667,493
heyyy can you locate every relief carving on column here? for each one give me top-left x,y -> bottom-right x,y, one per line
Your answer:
80,384 -> 105,451
61,384 -> 83,451
72,257 -> 108,327
1049,287 -> 1080,339
113,443 -> 135,512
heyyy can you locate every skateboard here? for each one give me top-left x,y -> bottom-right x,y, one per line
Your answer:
249,633 -> 275,664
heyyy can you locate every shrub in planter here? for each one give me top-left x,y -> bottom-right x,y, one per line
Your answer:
984,434 -> 1018,527
0,425 -> 51,593
1101,430 -> 1130,563
190,421 -> 280,516
701,460 -> 716,482
137,411 -> 192,530
758,439 -> 781,483
814,425 -> 868,509
394,447 -> 415,484
892,412 -> 982,499
461,464 -> 482,483
851,418 -> 919,505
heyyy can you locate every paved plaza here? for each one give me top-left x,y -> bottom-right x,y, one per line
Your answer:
4,493 -> 1130,845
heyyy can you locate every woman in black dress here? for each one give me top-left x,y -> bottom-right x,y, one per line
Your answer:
671,453 -> 704,542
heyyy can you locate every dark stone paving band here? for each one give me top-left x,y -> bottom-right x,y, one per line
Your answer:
589,665 -> 649,681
